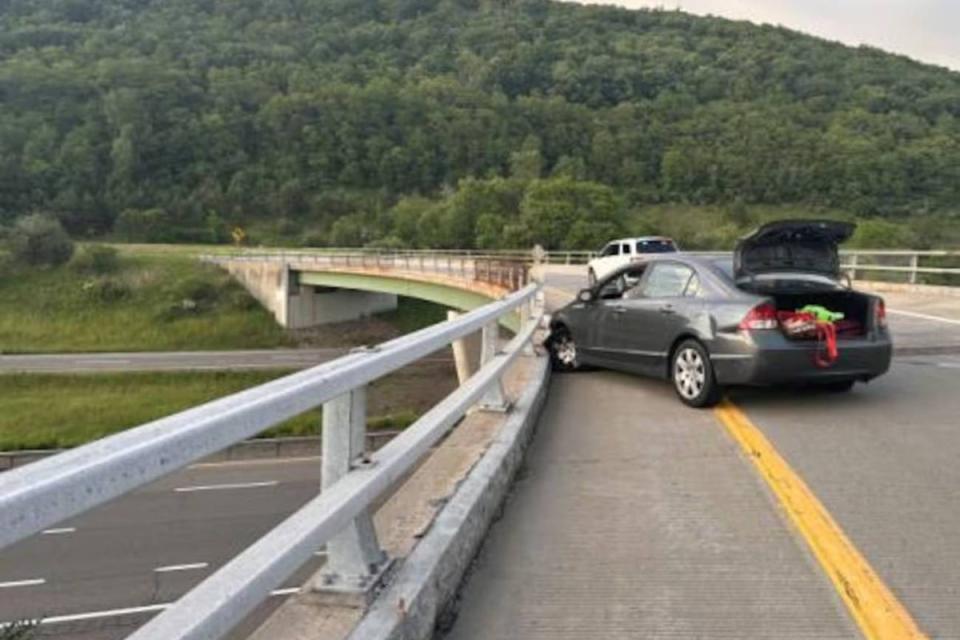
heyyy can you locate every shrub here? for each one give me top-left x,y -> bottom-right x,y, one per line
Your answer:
82,277 -> 132,304
70,245 -> 120,274
114,208 -> 172,242
7,214 -> 75,267
0,251 -> 13,279
173,276 -> 221,306
160,270 -> 229,320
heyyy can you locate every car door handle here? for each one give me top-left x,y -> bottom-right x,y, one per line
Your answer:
659,304 -> 676,315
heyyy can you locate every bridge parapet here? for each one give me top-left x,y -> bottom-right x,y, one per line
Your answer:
204,252 -> 531,329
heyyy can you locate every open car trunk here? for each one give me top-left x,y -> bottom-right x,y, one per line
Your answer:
770,290 -> 872,339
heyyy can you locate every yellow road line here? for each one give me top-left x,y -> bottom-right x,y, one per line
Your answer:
714,400 -> 927,640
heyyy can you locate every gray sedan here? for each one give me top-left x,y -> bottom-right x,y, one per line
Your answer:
544,220 -> 893,407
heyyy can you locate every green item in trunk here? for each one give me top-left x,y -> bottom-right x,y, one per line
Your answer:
798,304 -> 844,323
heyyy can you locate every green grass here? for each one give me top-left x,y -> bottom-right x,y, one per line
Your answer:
0,252 -> 291,353
0,368 -> 446,451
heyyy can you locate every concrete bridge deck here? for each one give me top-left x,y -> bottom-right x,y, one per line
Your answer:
446,269 -> 960,639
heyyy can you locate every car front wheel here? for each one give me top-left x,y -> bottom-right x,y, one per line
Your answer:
548,327 -> 580,372
671,340 -> 722,408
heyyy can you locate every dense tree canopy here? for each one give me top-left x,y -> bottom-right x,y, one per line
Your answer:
1,0 -> 959,247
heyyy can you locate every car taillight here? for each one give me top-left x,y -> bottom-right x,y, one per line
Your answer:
875,299 -> 888,330
739,302 -> 779,331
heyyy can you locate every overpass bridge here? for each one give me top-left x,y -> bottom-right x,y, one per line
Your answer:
2,250 -> 960,640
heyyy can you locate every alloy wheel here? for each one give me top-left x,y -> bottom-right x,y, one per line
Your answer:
674,347 -> 706,400
554,334 -> 578,368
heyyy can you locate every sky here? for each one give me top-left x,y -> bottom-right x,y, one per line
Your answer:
572,0 -> 960,71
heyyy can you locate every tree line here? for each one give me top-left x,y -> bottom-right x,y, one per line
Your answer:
2,0 -> 959,247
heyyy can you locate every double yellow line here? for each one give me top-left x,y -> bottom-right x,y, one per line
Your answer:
714,401 -> 927,640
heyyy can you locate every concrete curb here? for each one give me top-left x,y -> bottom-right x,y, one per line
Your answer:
0,431 -> 400,472
345,355 -> 551,640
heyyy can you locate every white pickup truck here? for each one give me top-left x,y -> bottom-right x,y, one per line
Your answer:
587,236 -> 678,285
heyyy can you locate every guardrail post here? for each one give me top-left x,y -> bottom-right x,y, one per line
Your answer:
848,253 -> 858,281
520,297 -> 536,356
314,385 -> 390,600
478,322 -> 510,412
909,254 -> 919,284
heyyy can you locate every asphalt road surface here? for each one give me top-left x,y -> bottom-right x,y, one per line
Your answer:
445,267 -> 960,638
0,457 -> 325,639
728,352 -> 960,638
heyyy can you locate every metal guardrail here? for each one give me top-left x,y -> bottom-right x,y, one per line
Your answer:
838,251 -> 960,285
0,282 -> 542,639
205,251 -> 532,291
202,247 -> 960,284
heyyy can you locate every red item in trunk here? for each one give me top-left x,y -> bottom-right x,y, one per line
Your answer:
813,321 -> 838,368
777,311 -> 839,368
834,319 -> 863,336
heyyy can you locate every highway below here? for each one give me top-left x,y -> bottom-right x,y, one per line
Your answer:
0,457 -> 325,639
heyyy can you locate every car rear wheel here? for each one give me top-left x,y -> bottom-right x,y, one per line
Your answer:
548,327 -> 580,372
671,340 -> 722,408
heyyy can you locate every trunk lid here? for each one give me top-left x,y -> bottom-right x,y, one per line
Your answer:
734,220 -> 855,280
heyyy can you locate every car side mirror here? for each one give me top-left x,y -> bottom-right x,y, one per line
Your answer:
577,289 -> 594,303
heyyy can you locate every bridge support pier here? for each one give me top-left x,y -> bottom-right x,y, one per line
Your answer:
478,321 -> 510,412
448,311 -> 482,384
285,270 -> 397,329
314,386 -> 391,603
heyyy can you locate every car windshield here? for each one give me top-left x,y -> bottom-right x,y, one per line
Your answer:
636,240 -> 677,253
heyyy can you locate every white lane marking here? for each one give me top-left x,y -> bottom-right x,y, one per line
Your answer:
889,308 -> 960,326
0,579 -> 46,589
174,480 -> 278,493
154,562 -> 208,573
0,588 -> 300,627
41,527 -> 76,535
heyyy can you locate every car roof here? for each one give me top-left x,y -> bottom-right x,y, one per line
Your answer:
605,236 -> 675,244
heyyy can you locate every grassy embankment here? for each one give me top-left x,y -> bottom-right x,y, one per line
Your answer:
0,364 -> 454,451
0,251 -> 290,353
0,247 -> 453,450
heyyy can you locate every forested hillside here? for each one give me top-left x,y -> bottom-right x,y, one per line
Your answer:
2,0 -> 959,248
